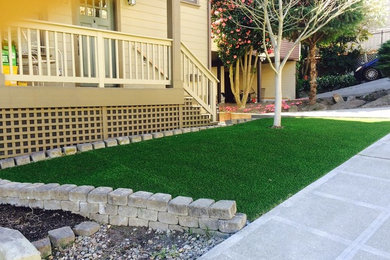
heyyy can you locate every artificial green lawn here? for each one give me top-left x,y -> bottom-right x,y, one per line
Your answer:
1,118 -> 389,220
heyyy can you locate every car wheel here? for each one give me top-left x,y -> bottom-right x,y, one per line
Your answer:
364,68 -> 380,81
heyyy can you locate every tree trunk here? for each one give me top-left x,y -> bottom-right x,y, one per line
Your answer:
309,43 -> 318,105
273,49 -> 282,128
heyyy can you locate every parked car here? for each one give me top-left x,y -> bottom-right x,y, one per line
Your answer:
354,58 -> 383,82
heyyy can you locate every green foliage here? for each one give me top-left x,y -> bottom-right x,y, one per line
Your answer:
377,40 -> 390,77
1,118 -> 390,220
210,0 -> 269,66
298,74 -> 357,93
318,43 -> 361,76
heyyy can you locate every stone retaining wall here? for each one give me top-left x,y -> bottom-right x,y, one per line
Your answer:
0,179 -> 247,234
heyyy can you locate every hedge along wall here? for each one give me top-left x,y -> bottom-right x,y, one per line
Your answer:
0,179 -> 247,235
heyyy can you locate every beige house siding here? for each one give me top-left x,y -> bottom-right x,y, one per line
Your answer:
212,61 -> 296,101
46,0 -> 73,24
181,0 -> 209,65
118,0 -> 167,38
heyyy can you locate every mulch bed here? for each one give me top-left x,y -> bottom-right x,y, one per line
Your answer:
0,204 -> 87,241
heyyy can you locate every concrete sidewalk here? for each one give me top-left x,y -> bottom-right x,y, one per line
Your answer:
201,134 -> 390,260
252,106 -> 390,119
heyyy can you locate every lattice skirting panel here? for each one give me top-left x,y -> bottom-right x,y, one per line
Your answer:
0,101 -> 211,159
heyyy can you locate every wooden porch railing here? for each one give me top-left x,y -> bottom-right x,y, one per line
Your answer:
181,43 -> 218,120
0,20 -> 172,87
0,20 -> 217,121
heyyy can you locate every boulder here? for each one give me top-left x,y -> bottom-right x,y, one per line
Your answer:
362,94 -> 390,108
302,103 -> 327,111
333,93 -> 345,103
0,227 -> 40,260
363,89 -> 389,102
288,105 -> 298,112
317,97 -> 334,106
330,99 -> 366,110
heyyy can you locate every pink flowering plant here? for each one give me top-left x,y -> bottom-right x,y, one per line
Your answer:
211,0 -> 271,108
219,99 -> 304,114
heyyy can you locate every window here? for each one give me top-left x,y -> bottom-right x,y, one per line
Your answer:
181,0 -> 200,5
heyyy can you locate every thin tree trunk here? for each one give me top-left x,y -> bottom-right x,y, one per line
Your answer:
273,48 -> 282,128
309,43 -> 318,105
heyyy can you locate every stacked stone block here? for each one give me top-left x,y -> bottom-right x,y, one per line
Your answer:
0,178 -> 247,234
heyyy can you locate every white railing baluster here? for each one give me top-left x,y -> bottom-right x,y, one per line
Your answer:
27,29 -> 33,76
168,46 -> 171,81
152,44 -> 156,80
45,30 -> 50,76
7,28 -> 13,76
94,36 -> 98,78
54,31 -> 59,76
79,35 -> 84,77
146,43 -> 150,80
62,32 -> 68,77
71,34 -> 75,77
108,39 -> 113,78
115,39 -> 119,79
128,41 -> 132,79
140,43 -> 144,80
86,35 -> 91,78
135,42 -> 138,80
97,32 -> 105,88
162,45 -> 166,80
121,40 -> 125,79
158,45 -> 161,81
36,29 -> 42,76
17,27 -> 23,76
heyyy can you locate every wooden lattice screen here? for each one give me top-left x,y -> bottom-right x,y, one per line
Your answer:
0,100 -> 211,159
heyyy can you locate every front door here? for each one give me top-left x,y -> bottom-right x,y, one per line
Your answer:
78,0 -> 116,82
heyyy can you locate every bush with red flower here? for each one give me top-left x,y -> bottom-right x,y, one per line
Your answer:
211,0 -> 271,108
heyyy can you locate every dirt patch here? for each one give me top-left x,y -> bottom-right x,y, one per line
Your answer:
0,204 -> 87,241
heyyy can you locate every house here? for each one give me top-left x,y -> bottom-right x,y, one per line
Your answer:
211,40 -> 300,103
0,0 -> 218,159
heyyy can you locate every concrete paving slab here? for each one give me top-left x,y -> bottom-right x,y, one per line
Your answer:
221,219 -> 347,260
314,173 -> 390,208
360,142 -> 390,160
201,134 -> 390,260
341,156 -> 390,180
365,217 -> 390,253
275,193 -> 380,241
351,250 -> 389,260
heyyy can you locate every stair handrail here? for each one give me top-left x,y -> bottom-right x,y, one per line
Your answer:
181,42 -> 218,122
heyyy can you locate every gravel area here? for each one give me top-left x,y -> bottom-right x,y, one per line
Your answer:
53,225 -> 227,260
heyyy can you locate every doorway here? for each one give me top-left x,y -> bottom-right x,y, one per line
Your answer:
77,0 -> 117,83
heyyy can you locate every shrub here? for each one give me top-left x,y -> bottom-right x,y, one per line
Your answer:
297,74 -> 357,94
377,40 -> 390,78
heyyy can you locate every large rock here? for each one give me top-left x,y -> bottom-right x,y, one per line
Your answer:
362,89 -> 389,102
302,102 -> 328,111
333,93 -> 345,103
330,99 -> 366,110
0,227 -> 40,260
362,94 -> 390,108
